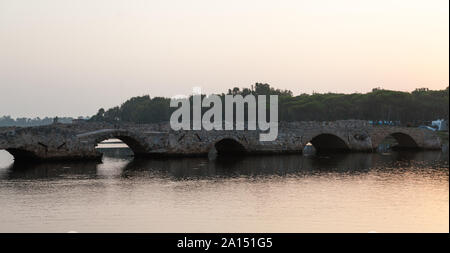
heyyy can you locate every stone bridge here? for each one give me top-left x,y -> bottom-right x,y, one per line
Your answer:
0,120 -> 442,161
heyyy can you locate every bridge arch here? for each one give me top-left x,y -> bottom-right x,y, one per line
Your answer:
214,137 -> 247,156
4,148 -> 38,161
377,132 -> 419,150
89,130 -> 148,157
306,133 -> 350,153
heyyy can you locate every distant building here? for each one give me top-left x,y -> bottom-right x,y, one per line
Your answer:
432,119 -> 448,131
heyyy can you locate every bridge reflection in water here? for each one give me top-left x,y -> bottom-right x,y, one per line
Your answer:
0,146 -> 448,233
1,146 -> 447,181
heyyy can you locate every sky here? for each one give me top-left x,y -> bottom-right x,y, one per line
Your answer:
0,0 -> 448,118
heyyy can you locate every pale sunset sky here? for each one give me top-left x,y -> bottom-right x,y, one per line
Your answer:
0,0 -> 448,117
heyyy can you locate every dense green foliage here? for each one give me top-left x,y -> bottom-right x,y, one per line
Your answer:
90,83 -> 449,125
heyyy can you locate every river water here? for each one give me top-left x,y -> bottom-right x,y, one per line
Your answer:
0,146 -> 448,232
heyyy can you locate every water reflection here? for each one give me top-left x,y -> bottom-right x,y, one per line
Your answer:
0,148 -> 448,233
1,149 -> 448,181
5,161 -> 98,180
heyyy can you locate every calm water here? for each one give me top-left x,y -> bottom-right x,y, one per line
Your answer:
0,147 -> 448,232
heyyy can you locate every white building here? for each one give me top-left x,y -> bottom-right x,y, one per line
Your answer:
431,119 -> 448,131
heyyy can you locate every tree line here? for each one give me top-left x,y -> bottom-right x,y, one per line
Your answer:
89,83 -> 448,126
2,84 -> 446,127
0,116 -> 78,127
